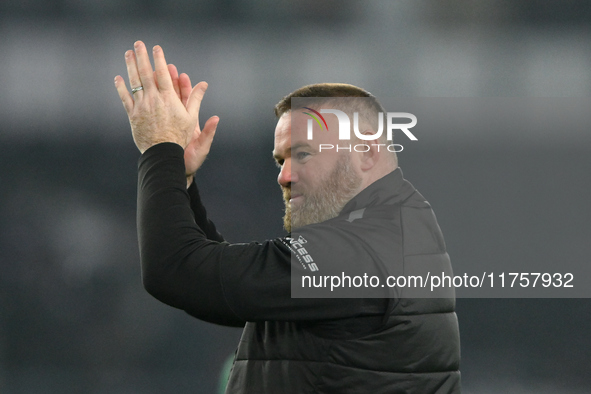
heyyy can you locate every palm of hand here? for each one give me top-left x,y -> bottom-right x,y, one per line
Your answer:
114,42 -> 218,171
171,68 -> 219,176
184,123 -> 212,175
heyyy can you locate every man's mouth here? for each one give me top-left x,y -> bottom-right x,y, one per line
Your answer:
282,187 -> 303,205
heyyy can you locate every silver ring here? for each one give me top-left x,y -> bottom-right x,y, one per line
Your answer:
131,86 -> 144,94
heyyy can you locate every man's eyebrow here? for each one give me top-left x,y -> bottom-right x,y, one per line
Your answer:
291,142 -> 313,151
272,142 -> 313,162
273,149 -> 289,162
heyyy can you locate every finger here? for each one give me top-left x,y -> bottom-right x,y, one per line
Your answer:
124,50 -> 143,97
133,41 -> 156,91
114,75 -> 134,114
153,64 -> 178,92
197,116 -> 219,153
169,64 -> 181,98
202,116 -> 220,137
179,73 -> 192,107
152,45 -> 174,92
186,81 -> 209,117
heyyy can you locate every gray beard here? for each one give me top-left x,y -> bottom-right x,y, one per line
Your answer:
282,155 -> 362,233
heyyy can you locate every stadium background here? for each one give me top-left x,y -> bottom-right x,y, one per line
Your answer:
1,1 -> 590,392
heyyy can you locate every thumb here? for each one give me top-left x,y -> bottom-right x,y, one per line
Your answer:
186,81 -> 208,117
197,116 -> 219,152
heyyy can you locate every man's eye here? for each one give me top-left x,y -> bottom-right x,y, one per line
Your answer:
296,152 -> 310,160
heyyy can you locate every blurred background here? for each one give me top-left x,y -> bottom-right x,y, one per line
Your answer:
1,0 -> 591,393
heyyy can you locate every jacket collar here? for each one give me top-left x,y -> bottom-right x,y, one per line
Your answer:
340,168 -> 417,215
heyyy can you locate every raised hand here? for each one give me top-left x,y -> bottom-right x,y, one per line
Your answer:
174,72 -> 219,179
159,64 -> 219,185
114,41 -> 212,155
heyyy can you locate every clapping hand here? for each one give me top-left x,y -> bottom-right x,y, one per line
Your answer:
114,41 -> 219,183
164,64 -> 219,182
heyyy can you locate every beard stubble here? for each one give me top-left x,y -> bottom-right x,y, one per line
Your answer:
282,154 -> 362,233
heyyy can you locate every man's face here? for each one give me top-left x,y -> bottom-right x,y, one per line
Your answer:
273,110 -> 362,232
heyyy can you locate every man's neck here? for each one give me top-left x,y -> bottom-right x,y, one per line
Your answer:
358,164 -> 398,194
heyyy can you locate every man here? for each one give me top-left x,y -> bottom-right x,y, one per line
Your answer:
115,41 -> 460,393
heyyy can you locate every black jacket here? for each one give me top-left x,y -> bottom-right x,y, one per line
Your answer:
137,143 -> 461,393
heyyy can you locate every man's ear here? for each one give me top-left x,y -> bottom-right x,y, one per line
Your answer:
358,129 -> 380,171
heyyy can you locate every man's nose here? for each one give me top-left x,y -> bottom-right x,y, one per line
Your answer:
278,158 -> 293,187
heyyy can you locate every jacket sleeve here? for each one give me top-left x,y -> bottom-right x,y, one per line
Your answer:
186,180 -> 225,243
137,143 -> 386,326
